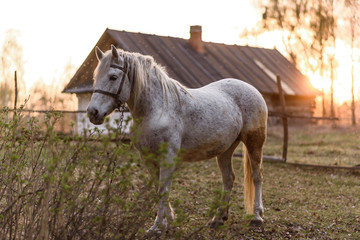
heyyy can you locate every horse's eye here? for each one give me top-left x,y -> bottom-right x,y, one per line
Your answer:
110,75 -> 118,81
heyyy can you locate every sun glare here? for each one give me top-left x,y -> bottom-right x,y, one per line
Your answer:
308,73 -> 328,92
304,39 -> 360,105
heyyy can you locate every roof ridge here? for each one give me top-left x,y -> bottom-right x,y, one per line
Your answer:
106,28 -> 275,50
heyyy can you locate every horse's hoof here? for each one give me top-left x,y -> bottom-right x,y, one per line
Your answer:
146,226 -> 162,235
249,219 -> 263,227
209,221 -> 224,229
209,218 -> 224,229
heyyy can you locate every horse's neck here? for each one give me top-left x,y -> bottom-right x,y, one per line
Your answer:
128,69 -> 167,118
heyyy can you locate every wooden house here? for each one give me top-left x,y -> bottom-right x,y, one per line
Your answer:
63,26 -> 317,134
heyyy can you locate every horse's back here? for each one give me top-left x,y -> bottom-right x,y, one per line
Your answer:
212,78 -> 268,130
194,78 -> 267,128
179,78 -> 267,161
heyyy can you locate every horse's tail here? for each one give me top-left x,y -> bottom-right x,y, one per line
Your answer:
243,145 -> 255,214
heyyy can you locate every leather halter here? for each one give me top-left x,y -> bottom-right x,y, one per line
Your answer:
93,61 -> 129,108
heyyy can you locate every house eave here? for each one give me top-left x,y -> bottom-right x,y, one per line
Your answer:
62,86 -> 93,94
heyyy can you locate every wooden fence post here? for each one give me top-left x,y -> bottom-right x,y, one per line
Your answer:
276,75 -> 288,162
14,70 -> 18,110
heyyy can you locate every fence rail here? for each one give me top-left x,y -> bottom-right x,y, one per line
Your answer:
268,111 -> 339,120
5,108 -> 130,114
4,108 -> 338,120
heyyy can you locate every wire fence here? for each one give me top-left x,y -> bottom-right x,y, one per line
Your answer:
2,103 -> 359,170
1,73 -> 359,169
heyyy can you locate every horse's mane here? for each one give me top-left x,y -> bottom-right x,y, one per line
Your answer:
95,49 -> 187,109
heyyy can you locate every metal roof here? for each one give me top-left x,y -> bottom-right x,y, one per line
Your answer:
63,28 -> 316,97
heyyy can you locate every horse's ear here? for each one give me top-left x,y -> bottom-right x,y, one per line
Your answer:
95,46 -> 104,61
111,44 -> 119,64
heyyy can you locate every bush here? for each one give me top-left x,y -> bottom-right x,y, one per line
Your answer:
0,107 -> 157,239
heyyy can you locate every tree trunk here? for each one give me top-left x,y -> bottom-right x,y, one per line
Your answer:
320,56 -> 327,117
350,12 -> 357,126
351,63 -> 356,126
330,57 -> 335,120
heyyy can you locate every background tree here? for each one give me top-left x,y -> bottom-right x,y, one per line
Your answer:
246,0 -> 338,117
345,0 -> 359,125
28,60 -> 77,111
328,0 -> 336,121
27,60 -> 77,133
0,29 -> 25,108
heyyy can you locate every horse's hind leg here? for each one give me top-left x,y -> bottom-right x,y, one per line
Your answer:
243,127 -> 266,226
210,140 -> 240,228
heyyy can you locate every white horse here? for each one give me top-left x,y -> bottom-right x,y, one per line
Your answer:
87,45 -> 268,232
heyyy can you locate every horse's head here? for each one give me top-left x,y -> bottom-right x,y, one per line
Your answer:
87,45 -> 132,125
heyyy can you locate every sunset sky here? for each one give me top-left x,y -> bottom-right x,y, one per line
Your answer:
0,0 -> 359,104
0,0 -> 260,87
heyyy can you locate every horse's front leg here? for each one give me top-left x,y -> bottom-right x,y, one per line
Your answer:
147,150 -> 177,234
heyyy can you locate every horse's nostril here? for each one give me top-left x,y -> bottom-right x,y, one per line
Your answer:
88,107 -> 99,116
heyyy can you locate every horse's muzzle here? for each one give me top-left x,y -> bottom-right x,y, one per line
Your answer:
87,106 -> 105,125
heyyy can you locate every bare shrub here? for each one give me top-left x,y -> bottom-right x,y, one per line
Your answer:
0,107 -> 157,239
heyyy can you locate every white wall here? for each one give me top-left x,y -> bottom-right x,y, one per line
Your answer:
76,93 -> 131,135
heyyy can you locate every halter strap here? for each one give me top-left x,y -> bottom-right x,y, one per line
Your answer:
93,89 -> 119,99
93,61 -> 129,108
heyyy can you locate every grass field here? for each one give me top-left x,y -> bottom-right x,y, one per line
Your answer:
163,125 -> 360,239
264,125 -> 360,167
167,159 -> 360,239
1,111 -> 359,239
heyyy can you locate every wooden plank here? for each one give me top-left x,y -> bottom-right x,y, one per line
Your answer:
277,75 -> 288,162
286,162 -> 360,171
233,153 -> 360,170
268,111 -> 339,120
233,153 -> 284,162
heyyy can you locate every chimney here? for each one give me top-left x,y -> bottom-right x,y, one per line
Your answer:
189,25 -> 204,53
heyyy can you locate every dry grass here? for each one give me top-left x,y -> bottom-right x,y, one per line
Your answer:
1,110 -> 359,239
167,159 -> 360,239
265,125 -> 360,167
150,125 -> 360,239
